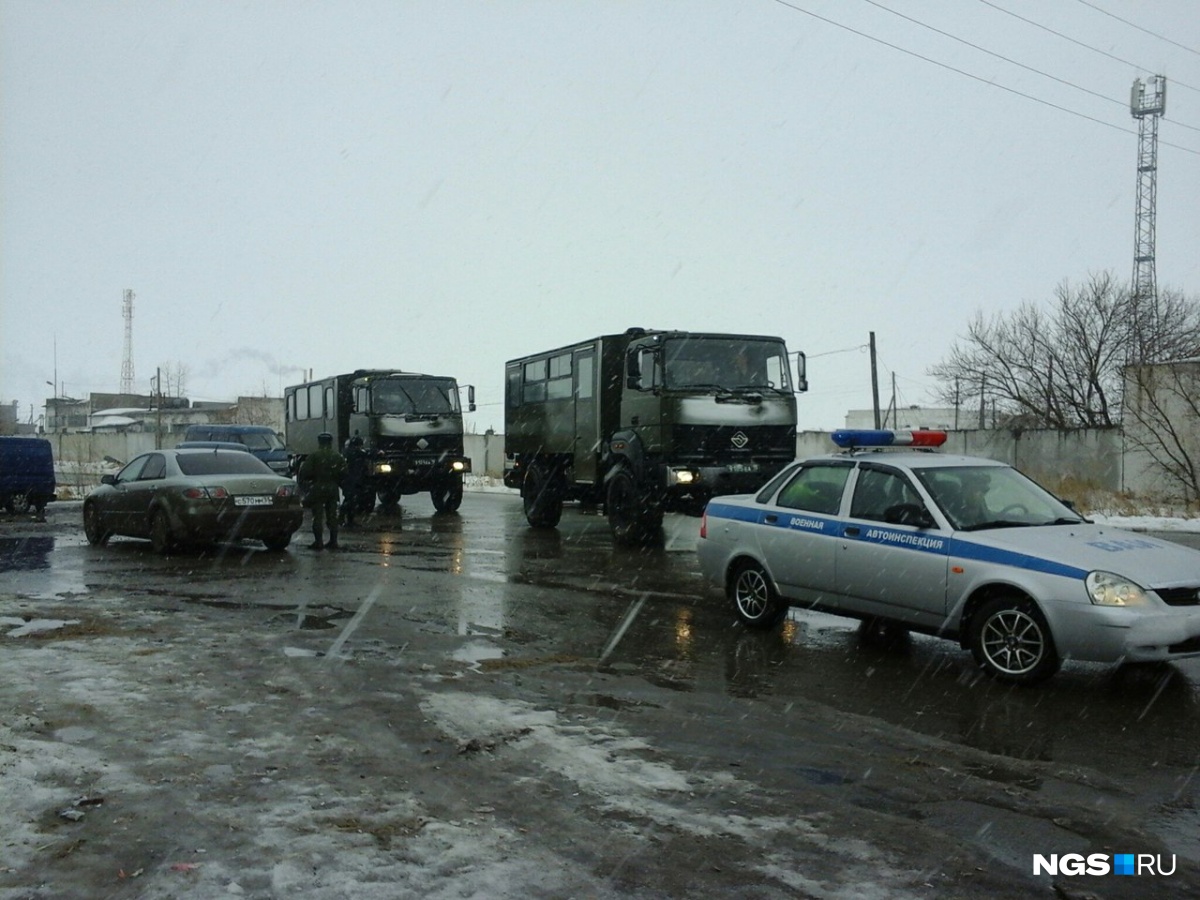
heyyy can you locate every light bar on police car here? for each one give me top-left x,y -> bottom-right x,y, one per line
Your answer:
830,429 -> 947,449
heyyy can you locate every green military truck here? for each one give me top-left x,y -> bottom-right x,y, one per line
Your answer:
285,370 -> 475,513
503,328 -> 806,543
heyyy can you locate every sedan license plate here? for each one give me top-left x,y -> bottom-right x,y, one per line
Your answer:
234,496 -> 273,507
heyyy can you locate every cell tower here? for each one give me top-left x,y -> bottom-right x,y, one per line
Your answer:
121,289 -> 135,394
1130,75 -> 1166,358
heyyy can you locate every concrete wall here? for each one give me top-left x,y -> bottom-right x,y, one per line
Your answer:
798,427 -> 1125,494
44,426 -> 1157,501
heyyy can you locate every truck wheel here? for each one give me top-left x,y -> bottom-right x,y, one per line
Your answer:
431,475 -> 464,513
606,468 -> 660,545
523,464 -> 562,528
729,560 -> 788,629
6,490 -> 31,514
968,595 -> 1060,685
378,488 -> 402,509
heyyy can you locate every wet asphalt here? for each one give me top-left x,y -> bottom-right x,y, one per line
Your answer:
2,494 -> 1200,898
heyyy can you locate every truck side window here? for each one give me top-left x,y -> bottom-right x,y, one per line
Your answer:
307,385 -> 323,419
523,359 -> 547,403
506,366 -> 521,408
547,353 -> 571,399
324,386 -> 334,417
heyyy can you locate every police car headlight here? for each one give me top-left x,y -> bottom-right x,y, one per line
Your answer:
1086,571 -> 1149,607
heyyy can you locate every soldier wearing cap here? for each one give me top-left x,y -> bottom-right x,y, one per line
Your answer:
298,432 -> 347,550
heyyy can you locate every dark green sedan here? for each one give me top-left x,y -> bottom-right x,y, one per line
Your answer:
83,447 -> 303,554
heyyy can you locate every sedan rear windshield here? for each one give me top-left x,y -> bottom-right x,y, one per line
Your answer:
178,452 -> 275,476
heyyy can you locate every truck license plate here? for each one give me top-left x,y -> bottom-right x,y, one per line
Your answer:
234,496 -> 273,507
726,463 -> 756,474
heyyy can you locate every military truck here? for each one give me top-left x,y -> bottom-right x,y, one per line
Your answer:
285,370 -> 475,513
503,328 -> 806,543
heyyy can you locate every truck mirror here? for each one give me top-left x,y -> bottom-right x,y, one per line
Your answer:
626,353 -> 642,390
467,385 -> 476,412
795,351 -> 808,394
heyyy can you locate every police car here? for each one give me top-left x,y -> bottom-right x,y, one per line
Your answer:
696,429 -> 1200,684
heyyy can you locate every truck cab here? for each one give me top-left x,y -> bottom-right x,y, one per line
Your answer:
504,328 -> 805,543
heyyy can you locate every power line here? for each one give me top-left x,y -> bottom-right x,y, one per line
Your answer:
977,0 -> 1200,94
860,0 -> 1200,134
1073,0 -> 1200,58
767,0 -> 1200,157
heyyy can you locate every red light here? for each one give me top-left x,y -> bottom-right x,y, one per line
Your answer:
905,430 -> 947,447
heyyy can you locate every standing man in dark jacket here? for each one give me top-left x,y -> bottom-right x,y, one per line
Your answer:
340,434 -> 370,527
298,432 -> 347,550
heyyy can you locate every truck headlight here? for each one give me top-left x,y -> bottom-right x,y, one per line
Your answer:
375,462 -> 393,475
667,468 -> 697,486
451,460 -> 466,472
1086,571 -> 1149,607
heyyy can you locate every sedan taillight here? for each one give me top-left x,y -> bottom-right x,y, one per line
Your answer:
699,510 -> 707,539
182,486 -> 229,500
275,484 -> 296,498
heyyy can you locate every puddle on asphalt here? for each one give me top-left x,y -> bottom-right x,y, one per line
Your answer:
0,535 -> 88,598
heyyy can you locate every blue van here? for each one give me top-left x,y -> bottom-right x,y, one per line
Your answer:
181,425 -> 291,474
0,437 -> 56,514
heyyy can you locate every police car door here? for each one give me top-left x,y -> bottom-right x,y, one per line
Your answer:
758,461 -> 852,606
836,463 -> 950,628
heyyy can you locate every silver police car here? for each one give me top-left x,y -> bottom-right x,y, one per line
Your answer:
696,429 -> 1200,684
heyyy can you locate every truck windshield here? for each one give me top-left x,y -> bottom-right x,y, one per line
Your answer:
661,338 -> 792,392
371,379 -> 460,415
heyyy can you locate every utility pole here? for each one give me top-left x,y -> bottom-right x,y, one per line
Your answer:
1131,76 -> 1166,361
869,332 -> 881,429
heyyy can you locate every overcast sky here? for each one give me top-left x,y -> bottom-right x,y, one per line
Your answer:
2,0 -> 1198,433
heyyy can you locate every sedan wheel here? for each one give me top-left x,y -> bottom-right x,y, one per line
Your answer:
969,595 -> 1060,685
729,561 -> 787,629
83,502 -> 111,546
149,510 -> 175,555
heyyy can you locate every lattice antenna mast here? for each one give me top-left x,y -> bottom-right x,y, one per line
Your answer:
121,289 -> 135,394
1130,76 -> 1166,361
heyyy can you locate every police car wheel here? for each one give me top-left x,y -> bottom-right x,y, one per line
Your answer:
969,595 -> 1060,685
729,560 -> 787,629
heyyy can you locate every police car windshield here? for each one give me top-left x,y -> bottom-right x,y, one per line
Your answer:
661,337 -> 791,392
372,379 -> 460,415
912,464 -> 1082,532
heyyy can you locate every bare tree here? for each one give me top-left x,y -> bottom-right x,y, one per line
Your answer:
930,274 -> 1200,429
156,362 -> 191,400
1123,359 -> 1200,504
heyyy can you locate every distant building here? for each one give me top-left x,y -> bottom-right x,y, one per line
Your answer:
0,400 -> 37,435
42,393 -> 284,436
843,405 -> 958,431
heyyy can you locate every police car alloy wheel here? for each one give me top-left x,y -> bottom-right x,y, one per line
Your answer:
730,560 -> 787,628
969,595 -> 1061,685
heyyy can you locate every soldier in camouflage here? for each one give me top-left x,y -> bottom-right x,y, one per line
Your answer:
298,432 -> 347,550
